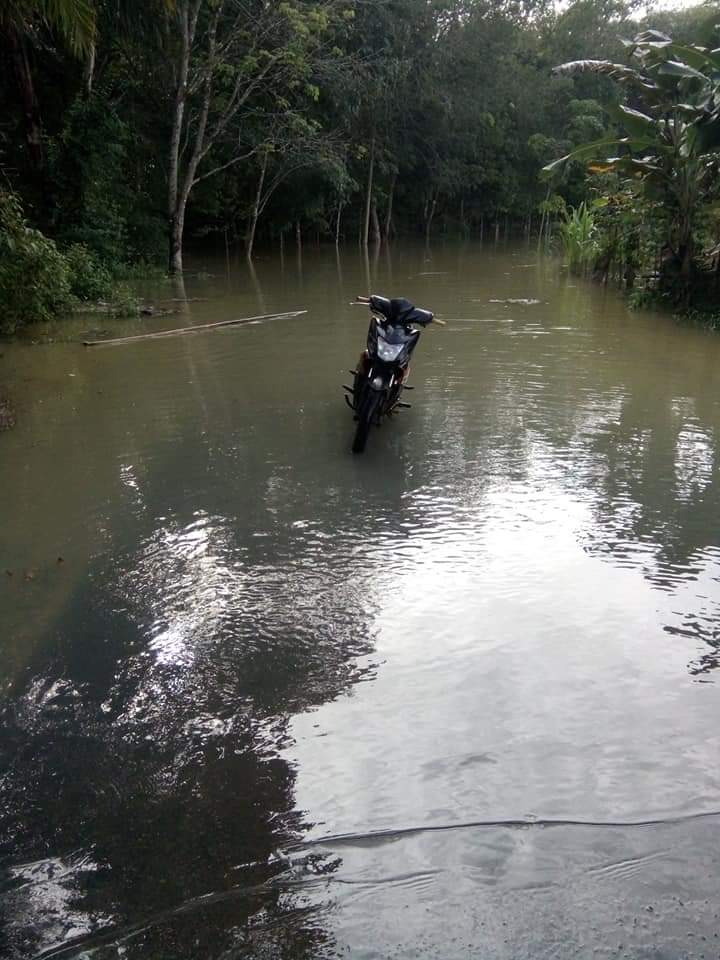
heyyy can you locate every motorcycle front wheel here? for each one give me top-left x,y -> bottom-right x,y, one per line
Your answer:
352,390 -> 380,454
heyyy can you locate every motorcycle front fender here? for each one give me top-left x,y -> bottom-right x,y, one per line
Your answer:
366,367 -> 395,392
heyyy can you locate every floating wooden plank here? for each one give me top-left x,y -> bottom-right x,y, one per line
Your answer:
155,297 -> 211,303
82,310 -> 307,347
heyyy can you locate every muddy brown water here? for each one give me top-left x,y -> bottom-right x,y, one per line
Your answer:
2,242 -> 720,958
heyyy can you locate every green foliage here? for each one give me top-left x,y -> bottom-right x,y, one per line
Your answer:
681,306 -> 720,329
627,286 -> 660,310
118,261 -> 168,283
538,194 -> 567,217
565,99 -> 607,144
63,243 -> 113,301
558,202 -> 598,272
0,193 -> 144,332
48,94 -> 165,265
49,100 -> 104,243
5,0 -> 720,311
108,282 -> 140,318
0,191 -> 73,334
588,182 -> 652,285
0,0 -> 96,55
544,28 -> 720,298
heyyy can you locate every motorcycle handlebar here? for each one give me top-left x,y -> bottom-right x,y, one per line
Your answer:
353,295 -> 445,324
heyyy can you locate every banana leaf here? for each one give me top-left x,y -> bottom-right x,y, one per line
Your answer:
634,30 -> 672,44
660,43 -> 720,73
553,60 -> 645,84
656,60 -> 708,81
541,135 -> 660,179
605,102 -> 656,138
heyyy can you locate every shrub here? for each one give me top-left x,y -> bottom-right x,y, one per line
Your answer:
0,192 -> 73,334
64,243 -> 113,301
110,283 -> 140,318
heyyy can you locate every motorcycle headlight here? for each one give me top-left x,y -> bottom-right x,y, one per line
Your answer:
376,339 -> 404,361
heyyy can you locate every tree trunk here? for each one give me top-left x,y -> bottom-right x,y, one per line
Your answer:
245,151 -> 268,260
335,202 -> 344,247
537,209 -> 546,248
678,237 -> 693,304
167,4 -> 192,273
425,191 -> 438,243
371,201 -> 381,245
83,39 -> 96,98
169,209 -> 185,275
593,248 -> 612,284
296,221 -> 303,278
8,27 -> 43,173
363,136 -> 375,247
624,261 -> 635,290
167,0 -> 209,275
680,238 -> 693,282
384,172 -> 396,242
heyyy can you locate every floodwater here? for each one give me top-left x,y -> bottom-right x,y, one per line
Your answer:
2,242 -> 720,959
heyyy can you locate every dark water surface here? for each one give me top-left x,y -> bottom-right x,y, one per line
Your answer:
2,243 -> 720,958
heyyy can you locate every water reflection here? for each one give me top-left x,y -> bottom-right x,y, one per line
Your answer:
3,242 -> 720,958
0,498 -> 385,957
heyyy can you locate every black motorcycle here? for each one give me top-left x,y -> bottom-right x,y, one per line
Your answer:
343,294 -> 442,453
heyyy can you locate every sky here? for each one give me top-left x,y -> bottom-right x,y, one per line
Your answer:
649,0 -> 712,7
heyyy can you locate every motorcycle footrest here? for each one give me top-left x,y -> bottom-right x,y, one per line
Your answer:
402,384 -> 414,390
397,401 -> 412,408
342,384 -> 354,393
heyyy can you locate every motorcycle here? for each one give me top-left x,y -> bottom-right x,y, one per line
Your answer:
343,294 -> 443,453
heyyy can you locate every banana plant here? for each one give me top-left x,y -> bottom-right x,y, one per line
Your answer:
558,201 -> 598,274
542,31 -> 720,287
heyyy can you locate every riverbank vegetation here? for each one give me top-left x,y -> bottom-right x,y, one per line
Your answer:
1,0 -> 719,328
545,25 -> 720,314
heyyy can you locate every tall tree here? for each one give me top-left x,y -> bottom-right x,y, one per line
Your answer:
163,0 -> 341,274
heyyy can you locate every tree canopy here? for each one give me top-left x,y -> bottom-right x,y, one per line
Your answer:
1,0 -> 717,291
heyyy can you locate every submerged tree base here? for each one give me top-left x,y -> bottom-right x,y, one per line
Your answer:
0,392 -> 16,431
625,265 -> 720,326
